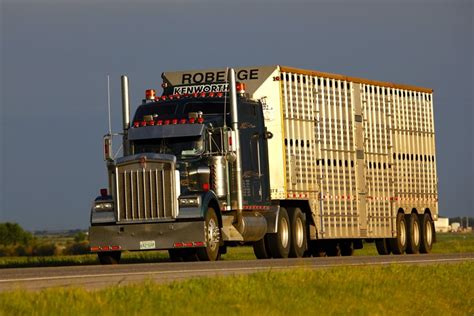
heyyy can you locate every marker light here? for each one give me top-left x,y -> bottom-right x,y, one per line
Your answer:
164,120 -> 170,125
140,121 -> 147,127
217,92 -> 224,98
156,120 -> 163,125
202,183 -> 210,191
172,119 -> 178,125
133,121 -> 140,128
179,118 -> 187,124
197,117 -> 204,124
145,89 -> 156,100
147,121 -> 155,126
189,118 -> 195,124
236,82 -> 246,94
208,92 -> 215,98
200,92 -> 206,98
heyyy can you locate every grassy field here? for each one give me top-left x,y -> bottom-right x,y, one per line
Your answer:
0,232 -> 472,268
1,262 -> 472,315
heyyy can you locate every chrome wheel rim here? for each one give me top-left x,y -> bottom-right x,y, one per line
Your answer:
206,218 -> 219,251
413,219 -> 420,246
426,220 -> 433,246
280,217 -> 289,248
400,220 -> 406,246
295,217 -> 304,248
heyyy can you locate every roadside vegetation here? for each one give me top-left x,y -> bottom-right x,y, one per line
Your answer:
1,262 -> 472,315
0,221 -> 473,268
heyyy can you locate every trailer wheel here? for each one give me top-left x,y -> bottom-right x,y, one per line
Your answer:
253,236 -> 271,259
375,238 -> 391,255
98,251 -> 121,265
340,241 -> 354,256
406,213 -> 421,254
267,207 -> 290,258
197,207 -> 221,261
288,207 -> 307,258
390,213 -> 407,254
419,214 -> 434,253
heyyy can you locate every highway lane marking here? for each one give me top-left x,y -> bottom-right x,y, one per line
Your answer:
1,257 -> 472,284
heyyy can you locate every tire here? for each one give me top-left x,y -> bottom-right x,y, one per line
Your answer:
419,213 -> 434,253
267,207 -> 291,258
197,207 -> 221,261
340,241 -> 354,256
375,238 -> 391,255
390,212 -> 407,255
253,236 -> 271,259
98,251 -> 121,264
406,213 -> 421,254
288,207 -> 307,258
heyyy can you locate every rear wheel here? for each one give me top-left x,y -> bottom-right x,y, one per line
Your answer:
98,251 -> 121,265
375,238 -> 391,255
406,213 -> 421,254
288,207 -> 307,258
267,207 -> 291,258
197,207 -> 221,261
390,213 -> 407,254
419,213 -> 434,253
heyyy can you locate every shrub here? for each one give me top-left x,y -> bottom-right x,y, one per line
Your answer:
64,241 -> 90,255
32,243 -> 57,256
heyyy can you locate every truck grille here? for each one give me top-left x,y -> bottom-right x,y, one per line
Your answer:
115,159 -> 177,222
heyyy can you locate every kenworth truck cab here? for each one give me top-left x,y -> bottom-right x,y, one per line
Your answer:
90,69 -> 274,263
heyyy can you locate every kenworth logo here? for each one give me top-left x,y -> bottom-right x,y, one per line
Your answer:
173,83 -> 228,95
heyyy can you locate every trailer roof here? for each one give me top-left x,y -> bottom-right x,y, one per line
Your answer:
279,66 -> 433,94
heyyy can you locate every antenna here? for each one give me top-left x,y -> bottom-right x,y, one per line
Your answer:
107,75 -> 112,135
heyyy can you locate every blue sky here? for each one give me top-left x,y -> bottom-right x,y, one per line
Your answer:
1,0 -> 472,230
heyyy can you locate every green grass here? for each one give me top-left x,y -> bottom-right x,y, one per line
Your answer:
1,262 -> 472,315
0,232 -> 472,268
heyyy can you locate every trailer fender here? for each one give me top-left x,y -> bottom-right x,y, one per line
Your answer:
261,205 -> 281,234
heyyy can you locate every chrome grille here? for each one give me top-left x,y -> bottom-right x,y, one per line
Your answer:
115,160 -> 177,222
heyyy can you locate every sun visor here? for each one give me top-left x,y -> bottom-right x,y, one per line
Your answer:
128,124 -> 205,141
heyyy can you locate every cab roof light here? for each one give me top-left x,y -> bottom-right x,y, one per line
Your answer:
189,117 -> 196,124
236,82 -> 246,94
147,121 -> 155,126
179,118 -> 187,124
140,121 -> 147,127
164,120 -> 170,125
208,92 -> 215,98
133,121 -> 140,128
156,120 -> 163,125
217,92 -> 224,98
197,117 -> 204,124
161,96 -> 167,101
145,89 -> 156,100
172,118 -> 178,125
200,92 -> 206,98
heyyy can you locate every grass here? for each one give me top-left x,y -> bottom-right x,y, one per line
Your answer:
1,262 -> 472,315
0,232 -> 472,268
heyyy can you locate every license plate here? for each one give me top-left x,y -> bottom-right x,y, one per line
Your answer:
139,240 -> 156,250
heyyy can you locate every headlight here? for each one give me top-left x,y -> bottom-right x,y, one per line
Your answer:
179,196 -> 200,208
94,202 -> 114,211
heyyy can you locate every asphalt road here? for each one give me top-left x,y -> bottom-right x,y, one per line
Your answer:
1,253 -> 472,292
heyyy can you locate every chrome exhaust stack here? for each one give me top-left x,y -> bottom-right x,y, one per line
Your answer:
121,75 -> 130,155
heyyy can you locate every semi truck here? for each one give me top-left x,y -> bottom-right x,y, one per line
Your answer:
89,66 -> 438,264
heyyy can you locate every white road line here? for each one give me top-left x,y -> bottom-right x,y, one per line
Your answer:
1,257 -> 471,284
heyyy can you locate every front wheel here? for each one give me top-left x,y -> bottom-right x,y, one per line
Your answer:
98,251 -> 121,265
197,207 -> 221,261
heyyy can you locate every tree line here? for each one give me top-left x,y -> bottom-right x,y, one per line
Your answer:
0,222 -> 89,257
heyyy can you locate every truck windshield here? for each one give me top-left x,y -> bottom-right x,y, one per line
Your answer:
134,136 -> 204,158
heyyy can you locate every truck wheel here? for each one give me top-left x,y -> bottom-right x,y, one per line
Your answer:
375,238 -> 391,255
253,235 -> 272,259
267,207 -> 291,258
340,241 -> 354,256
197,207 -> 221,261
390,213 -> 407,254
288,207 -> 307,258
406,213 -> 421,254
419,214 -> 434,253
98,251 -> 121,265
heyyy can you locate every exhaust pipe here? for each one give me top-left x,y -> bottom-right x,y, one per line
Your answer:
121,75 -> 130,155
228,68 -> 244,231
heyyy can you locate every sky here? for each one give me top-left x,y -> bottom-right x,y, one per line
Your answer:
0,0 -> 472,230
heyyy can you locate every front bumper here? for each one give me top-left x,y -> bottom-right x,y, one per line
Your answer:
89,220 -> 205,252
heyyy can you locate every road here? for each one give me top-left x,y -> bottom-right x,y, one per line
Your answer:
1,253 -> 472,292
